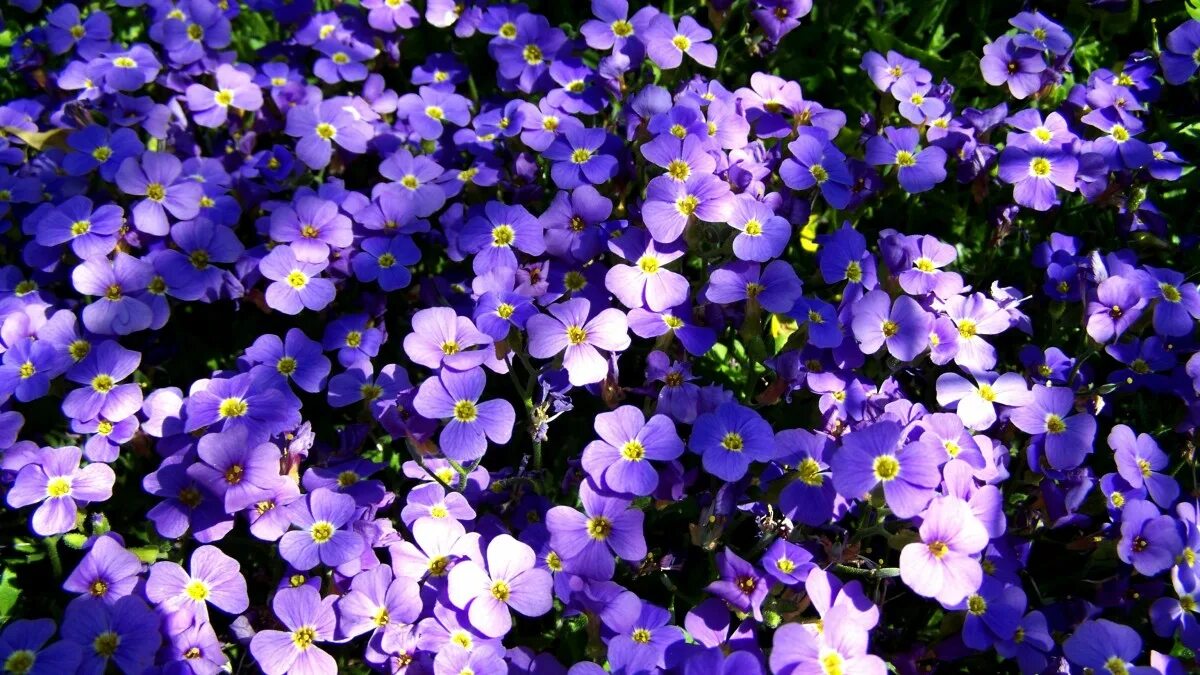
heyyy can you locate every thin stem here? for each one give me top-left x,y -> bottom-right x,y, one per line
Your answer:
46,535 -> 63,578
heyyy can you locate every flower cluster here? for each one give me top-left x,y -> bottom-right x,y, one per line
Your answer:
0,0 -> 1198,674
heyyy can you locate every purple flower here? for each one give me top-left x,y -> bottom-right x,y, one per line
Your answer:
831,420 -> 940,518
335,565 -> 422,646
61,341 -> 141,424
1010,384 -> 1096,470
1063,619 -> 1157,675
91,45 -> 160,92
1081,107 -> 1153,170
780,127 -> 853,209
280,488 -> 365,571
777,428 -> 837,526
727,194 -> 789,262
249,586 -> 338,675
396,86 -> 473,140
705,549 -> 768,620
187,428 -> 284,513
1011,11 -> 1072,54
244,329 -> 331,394
0,619 -> 82,675
146,545 -> 249,626
184,372 -> 298,440
998,143 -> 1078,211
541,185 -> 612,262
641,174 -> 733,244
1086,275 -> 1146,343
269,196 -> 354,261
460,201 -> 545,274
861,50 -> 930,92
62,535 -> 141,605
1110,424 -> 1179,508
770,605 -> 886,675
70,253 -> 155,336
850,289 -> 933,362
379,150 -> 448,217
185,63 -> 263,128
259,245 -> 337,315
6,446 -> 113,535
1118,499 -> 1184,576
527,298 -> 630,386
936,370 -> 1031,431
896,234 -> 960,296
36,196 -> 122,260
606,601 -> 684,673
62,596 -> 160,675
980,35 -> 1046,99
689,402 -> 775,482
900,496 -> 989,605
353,235 -> 421,291
544,127 -> 618,189
645,14 -> 715,68
580,406 -> 684,496
705,260 -> 802,314
605,228 -> 689,311
1161,20 -> 1200,85
400,482 -> 477,526
413,366 -> 515,462
447,533 -> 553,638
546,480 -> 646,580
390,516 -> 480,582
364,0 -> 419,31
0,339 -> 70,403
115,152 -> 202,236
1137,266 -> 1200,336
865,126 -> 947,193
958,578 -> 1026,650
63,125 -> 142,180
285,100 -> 373,170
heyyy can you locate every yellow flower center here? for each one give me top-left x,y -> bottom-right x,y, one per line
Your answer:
47,477 -> 72,498
675,194 -> 700,216
218,398 -> 248,418
93,631 -> 121,658
927,541 -> 948,558
89,580 -> 107,597
277,357 -> 297,375
523,44 -> 543,65
430,504 -> 449,518
666,159 -> 690,181
671,35 -> 691,51
1029,157 -> 1052,177
286,271 -> 309,289
1161,283 -> 1182,303
214,89 -> 234,107
185,579 -> 210,601
373,607 -> 390,626
566,325 -> 588,345
810,165 -> 829,183
1110,126 -> 1130,142
570,149 -> 592,164
224,464 -> 244,485
776,557 -> 796,574
957,320 -> 977,339
797,458 -> 824,486
894,150 -> 916,167
146,182 -> 166,201
873,455 -> 900,481
315,123 -> 337,140
631,628 -> 652,644
498,22 -> 517,39
881,320 -> 899,338
453,400 -> 478,422
845,261 -> 862,283
492,224 -> 515,247
428,556 -> 450,576
71,219 -> 92,236
291,626 -> 317,651
3,650 -> 35,675
310,521 -> 335,543
967,594 -> 987,615
743,219 -> 763,236
1044,414 -> 1066,434
721,432 -> 744,452
17,362 -> 35,379
586,516 -> 613,540
611,19 -> 633,37
113,56 -> 137,68
621,440 -> 646,461
490,580 -> 511,601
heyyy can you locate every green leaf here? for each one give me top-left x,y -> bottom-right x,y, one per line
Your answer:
1187,0 -> 1200,22
130,546 -> 162,564
0,568 -> 20,620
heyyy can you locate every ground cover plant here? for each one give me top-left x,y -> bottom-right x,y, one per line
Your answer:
0,0 -> 1199,672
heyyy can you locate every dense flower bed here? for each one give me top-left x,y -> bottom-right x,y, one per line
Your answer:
0,0 -> 1198,673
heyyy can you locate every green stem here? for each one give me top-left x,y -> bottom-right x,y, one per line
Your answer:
831,563 -> 900,581
46,536 -> 63,578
